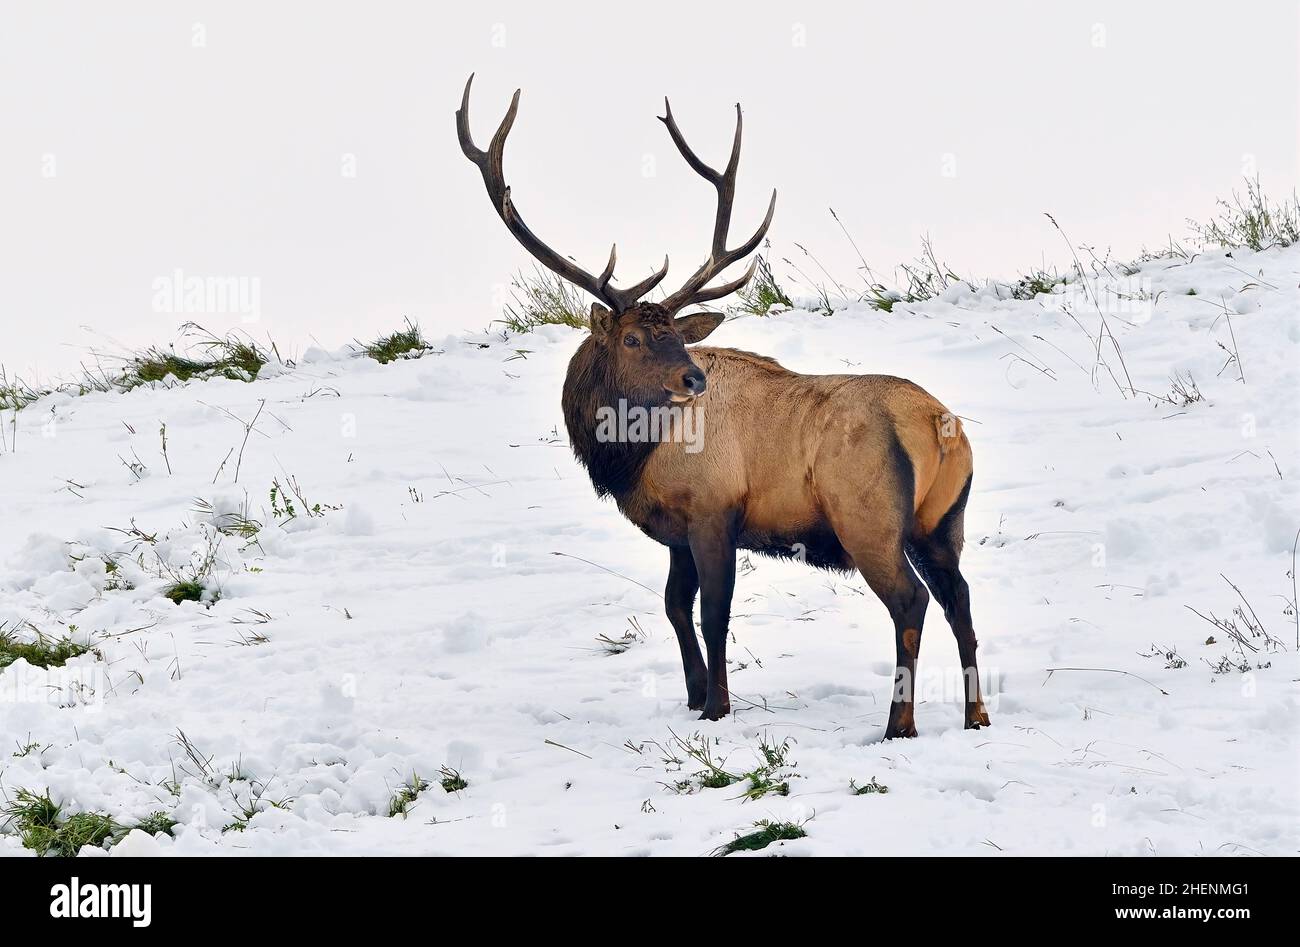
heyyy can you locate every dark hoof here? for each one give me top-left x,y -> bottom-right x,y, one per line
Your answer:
687,696 -> 706,712
698,701 -> 730,721
883,703 -> 917,740
882,724 -> 918,740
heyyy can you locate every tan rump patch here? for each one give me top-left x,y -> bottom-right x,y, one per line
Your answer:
934,412 -> 963,455
915,412 -> 973,537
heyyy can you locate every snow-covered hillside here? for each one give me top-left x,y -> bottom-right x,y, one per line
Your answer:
1,244 -> 1297,856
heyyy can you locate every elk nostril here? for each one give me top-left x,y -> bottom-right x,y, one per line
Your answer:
683,370 -> 706,394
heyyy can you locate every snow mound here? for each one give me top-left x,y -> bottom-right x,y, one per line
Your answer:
1,245 -> 1296,855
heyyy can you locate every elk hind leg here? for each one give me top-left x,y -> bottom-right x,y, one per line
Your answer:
907,532 -> 989,730
852,546 -> 929,740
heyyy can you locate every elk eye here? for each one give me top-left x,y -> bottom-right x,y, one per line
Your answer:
623,334 -> 640,348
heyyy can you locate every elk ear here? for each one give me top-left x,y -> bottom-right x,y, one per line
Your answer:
589,303 -> 614,338
675,311 -> 725,344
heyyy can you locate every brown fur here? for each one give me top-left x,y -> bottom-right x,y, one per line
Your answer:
628,346 -> 972,557
561,304 -> 989,735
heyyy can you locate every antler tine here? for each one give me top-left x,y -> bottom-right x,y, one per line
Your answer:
456,74 -> 484,159
457,74 -> 663,313
597,244 -> 617,289
591,245 -> 670,311
657,98 -> 777,313
605,255 -> 670,312
456,73 -> 512,211
658,99 -> 740,257
679,256 -> 759,307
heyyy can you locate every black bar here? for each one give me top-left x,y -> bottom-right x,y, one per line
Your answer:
1,855 -> 1278,933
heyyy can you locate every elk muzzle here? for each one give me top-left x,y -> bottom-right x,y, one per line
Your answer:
665,365 -> 707,403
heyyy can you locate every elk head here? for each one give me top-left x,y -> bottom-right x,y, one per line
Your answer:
456,74 -> 776,406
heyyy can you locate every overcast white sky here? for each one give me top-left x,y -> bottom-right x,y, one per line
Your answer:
1,0 -> 1296,380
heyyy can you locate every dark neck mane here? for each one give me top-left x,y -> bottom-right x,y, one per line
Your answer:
561,336 -> 659,500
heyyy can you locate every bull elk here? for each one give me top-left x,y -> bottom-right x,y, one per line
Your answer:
457,75 -> 989,737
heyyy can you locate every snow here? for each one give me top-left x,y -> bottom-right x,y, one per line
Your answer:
1,244 -> 1297,856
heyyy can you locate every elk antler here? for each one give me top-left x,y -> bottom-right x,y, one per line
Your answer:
656,99 -> 777,314
456,74 -> 668,314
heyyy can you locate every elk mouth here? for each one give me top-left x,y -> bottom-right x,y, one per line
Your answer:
665,365 -> 707,404
664,379 -> 706,404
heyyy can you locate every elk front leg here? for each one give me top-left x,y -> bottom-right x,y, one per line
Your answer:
688,522 -> 737,721
665,546 -> 707,710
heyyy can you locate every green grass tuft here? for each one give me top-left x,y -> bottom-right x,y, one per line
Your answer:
863,286 -> 901,312
895,237 -> 970,303
154,524 -> 225,607
119,323 -> 268,390
2,323 -> 273,416
1009,269 -> 1067,300
388,772 -> 431,818
656,730 -> 796,798
850,776 -> 890,795
438,765 -> 468,793
193,496 -> 263,542
269,475 -> 340,524
2,789 -> 124,857
732,253 -> 793,316
134,810 -> 178,836
671,731 -> 739,790
0,368 -> 47,412
1190,176 -> 1299,252
735,736 -> 796,801
712,819 -> 808,856
129,351 -> 214,385
13,739 -> 45,759
700,769 -> 739,790
0,623 -> 91,669
358,318 -> 432,364
501,266 -> 590,332
3,788 -> 60,828
163,580 -> 207,605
